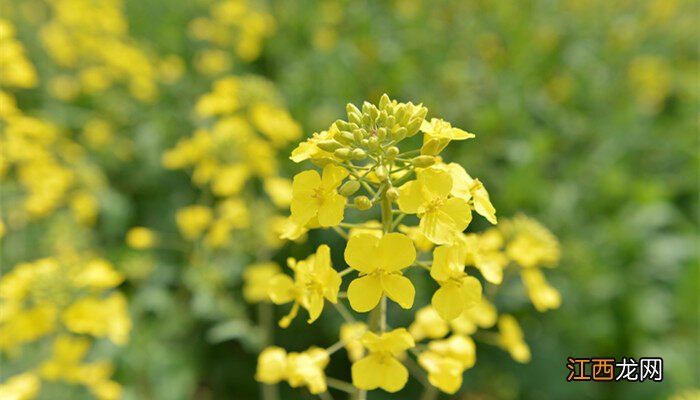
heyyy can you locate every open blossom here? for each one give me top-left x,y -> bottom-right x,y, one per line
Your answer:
438,162 -> 497,224
242,262 -> 281,303
397,167 -> 471,245
351,328 -> 415,392
409,306 -> 450,341
291,164 -> 348,227
256,346 -> 329,394
502,214 -> 560,268
345,233 -> 416,312
418,335 -> 476,394
268,245 -> 341,327
420,118 -> 475,155
521,268 -> 561,312
430,245 -> 483,320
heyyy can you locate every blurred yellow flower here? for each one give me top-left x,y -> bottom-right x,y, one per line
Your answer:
497,315 -> 530,363
176,205 -> 213,240
243,262 -> 281,303
126,227 -> 157,249
521,268 -> 561,312
430,245 -> 482,320
286,347 -> 330,394
340,322 -> 368,362
409,306 -> 449,341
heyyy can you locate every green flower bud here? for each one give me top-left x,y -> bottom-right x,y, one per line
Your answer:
348,112 -> 362,125
335,120 -> 356,132
406,117 -> 424,137
378,110 -> 388,124
353,129 -> 364,143
354,196 -> 373,210
352,148 -> 367,160
386,146 -> 400,160
411,155 -> 436,167
317,140 -> 343,152
334,148 -> 353,160
386,115 -> 396,127
391,127 -> 407,142
386,187 -> 399,201
375,165 -> 389,181
339,180 -> 361,196
377,127 -> 387,141
379,94 -> 390,110
395,105 -> 407,125
347,103 -> 361,118
367,136 -> 379,151
336,130 -> 355,145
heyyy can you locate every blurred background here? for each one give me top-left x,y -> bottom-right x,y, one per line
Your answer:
1,0 -> 697,399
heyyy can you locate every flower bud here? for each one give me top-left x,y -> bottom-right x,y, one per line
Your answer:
354,196 -> 373,210
336,130 -> 355,145
386,146 -> 399,160
406,117 -> 424,137
379,93 -> 390,110
367,136 -> 379,151
339,180 -> 361,196
351,148 -> 367,160
317,140 -> 343,152
353,129 -> 364,143
377,127 -> 387,141
348,112 -> 362,125
386,187 -> 399,201
334,148 -> 353,160
375,165 -> 389,181
391,127 -> 407,142
411,155 -> 436,168
347,103 -> 361,118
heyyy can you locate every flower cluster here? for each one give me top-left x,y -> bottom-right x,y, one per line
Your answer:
0,256 -> 130,400
188,0 -> 276,74
254,95 -> 561,397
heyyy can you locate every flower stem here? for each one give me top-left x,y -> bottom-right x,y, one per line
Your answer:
259,302 -> 279,400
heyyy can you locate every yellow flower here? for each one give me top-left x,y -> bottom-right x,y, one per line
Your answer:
40,334 -> 91,380
408,306 -> 449,341
351,328 -> 414,392
439,162 -> 497,224
345,233 -> 416,312
340,322 -> 368,362
397,167 -> 471,245
290,164 -> 348,227
243,262 -> 281,303
176,205 -> 213,240
417,351 -> 463,394
521,269 -> 561,312
462,230 -> 508,284
263,177 -> 293,208
290,128 -> 336,164
211,164 -> 250,196
398,224 -> 434,252
256,346 -> 288,384
0,372 -> 41,400
268,245 -> 341,327
426,335 -> 476,370
430,245 -> 482,320
449,298 -> 498,335
286,347 -> 330,394
497,315 -> 530,363
62,293 -> 131,346
73,259 -> 124,289
126,227 -> 157,249
277,216 -> 309,241
420,118 -> 475,155
502,214 -> 560,268
250,103 -> 302,146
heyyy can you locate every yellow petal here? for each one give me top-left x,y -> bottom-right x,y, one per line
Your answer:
430,245 -> 463,282
459,276 -> 482,311
471,179 -> 497,224
268,275 -> 295,304
345,234 -> 379,273
431,282 -> 463,320
377,233 -> 416,271
442,197 -> 471,232
347,275 -> 383,312
317,192 -> 345,226
352,354 -> 409,393
396,180 -> 422,214
418,168 -> 452,198
420,209 -> 457,245
381,274 -> 415,309
321,164 -> 349,189
305,292 -> 324,323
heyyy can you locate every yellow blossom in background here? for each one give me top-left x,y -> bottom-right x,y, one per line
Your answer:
351,328 -> 415,392
0,372 -> 41,400
345,233 -> 417,312
62,292 -> 131,346
126,227 -> 157,249
409,306 -> 450,341
340,322 -> 368,362
286,347 -> 330,394
256,346 -> 288,384
521,268 -> 561,312
418,351 -> 463,394
449,298 -> 498,335
0,19 -> 38,88
502,214 -> 560,269
176,205 -> 213,240
497,315 -> 531,363
242,262 -> 281,303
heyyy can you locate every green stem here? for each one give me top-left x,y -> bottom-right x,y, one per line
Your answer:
259,303 -> 279,400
